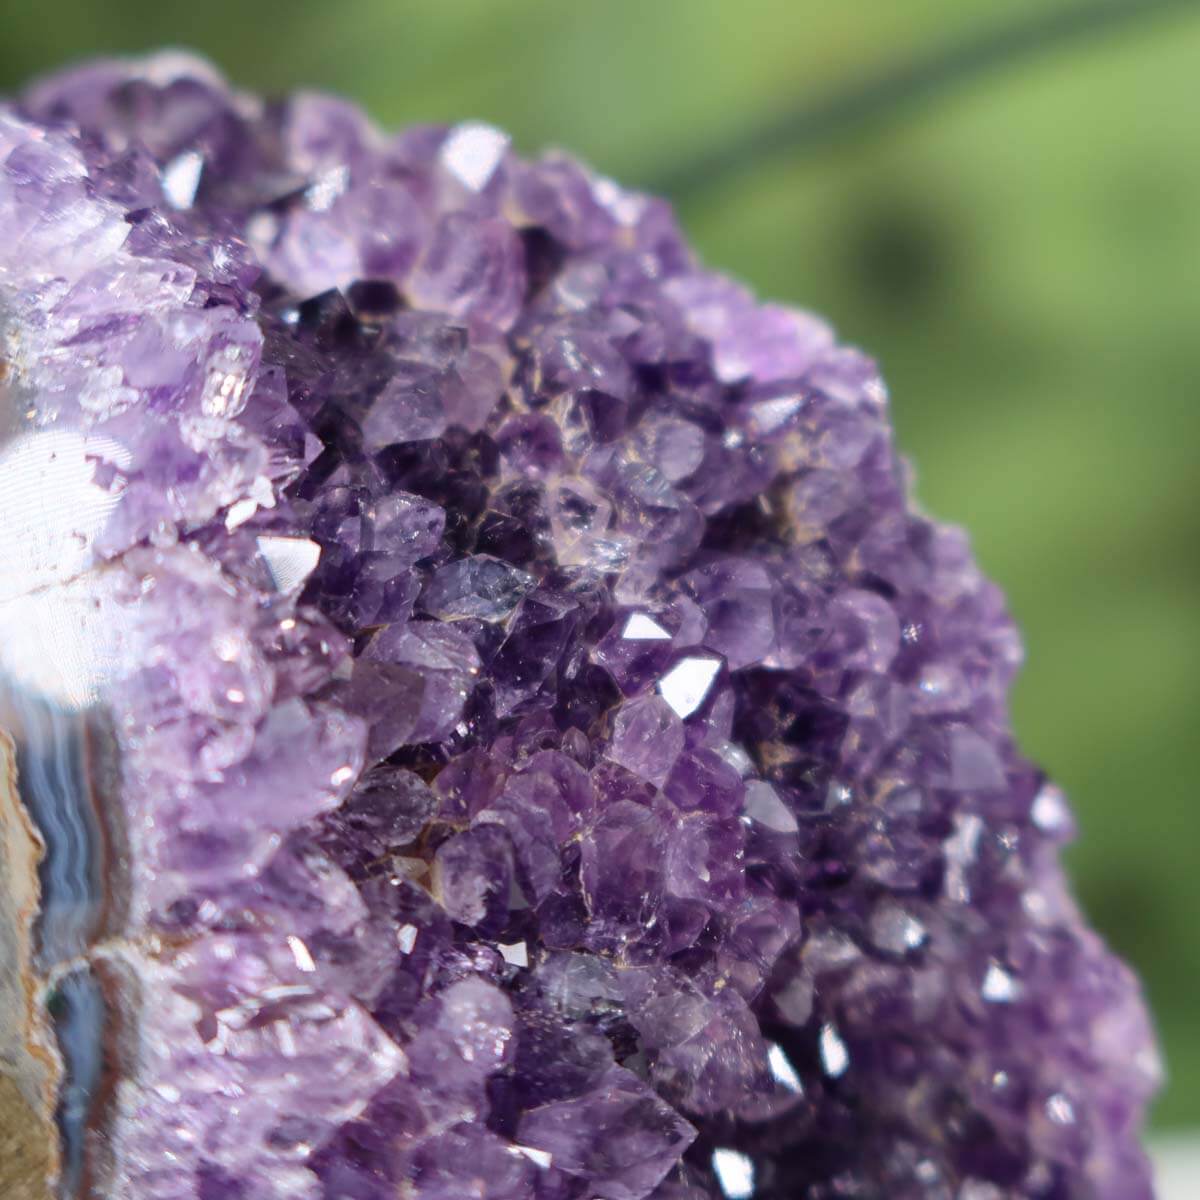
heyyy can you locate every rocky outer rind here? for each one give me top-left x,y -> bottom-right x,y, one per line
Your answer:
0,52 -> 1159,1200
0,732 -> 59,1200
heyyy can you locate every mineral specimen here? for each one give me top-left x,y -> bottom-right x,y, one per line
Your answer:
0,52 -> 1159,1200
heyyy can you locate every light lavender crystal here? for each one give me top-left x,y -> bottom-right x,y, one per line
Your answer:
0,51 -> 1159,1200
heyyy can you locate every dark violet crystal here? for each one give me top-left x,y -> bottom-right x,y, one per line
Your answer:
0,52 -> 1160,1200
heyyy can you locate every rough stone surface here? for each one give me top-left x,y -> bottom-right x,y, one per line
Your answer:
0,734 -> 58,1200
0,52 -> 1159,1199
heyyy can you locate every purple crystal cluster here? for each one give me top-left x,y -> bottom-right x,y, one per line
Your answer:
0,53 -> 1159,1199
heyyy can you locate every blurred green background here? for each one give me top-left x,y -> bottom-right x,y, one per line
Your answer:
2,0 -> 1196,1128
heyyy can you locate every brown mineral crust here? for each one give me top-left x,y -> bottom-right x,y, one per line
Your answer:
84,710 -> 131,947
0,729 -> 60,1199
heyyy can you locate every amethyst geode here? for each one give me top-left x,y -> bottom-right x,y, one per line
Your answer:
0,52 -> 1160,1200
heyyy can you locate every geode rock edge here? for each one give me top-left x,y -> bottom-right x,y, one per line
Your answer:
0,52 -> 1160,1200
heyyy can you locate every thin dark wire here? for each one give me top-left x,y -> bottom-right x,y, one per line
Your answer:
649,0 -> 1200,199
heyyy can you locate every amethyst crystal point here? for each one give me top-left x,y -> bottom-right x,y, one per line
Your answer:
0,51 -> 1159,1200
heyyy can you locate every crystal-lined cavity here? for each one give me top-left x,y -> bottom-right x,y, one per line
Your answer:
0,52 -> 1159,1200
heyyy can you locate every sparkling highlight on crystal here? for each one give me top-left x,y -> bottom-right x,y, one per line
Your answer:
0,52 -> 1159,1200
